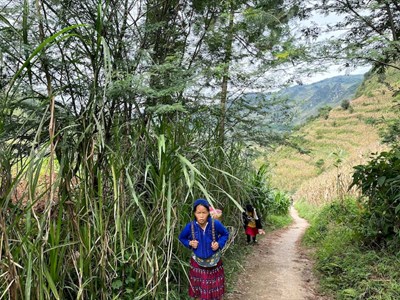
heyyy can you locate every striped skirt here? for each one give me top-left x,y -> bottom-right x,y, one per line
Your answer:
189,257 -> 225,300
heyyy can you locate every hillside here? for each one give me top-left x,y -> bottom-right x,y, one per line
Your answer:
281,74 -> 364,124
242,75 -> 364,128
263,70 -> 399,205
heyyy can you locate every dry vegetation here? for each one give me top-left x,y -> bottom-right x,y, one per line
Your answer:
265,75 -> 398,205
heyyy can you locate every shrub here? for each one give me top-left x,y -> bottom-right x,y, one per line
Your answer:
247,164 -> 274,218
364,117 -> 377,125
341,99 -> 351,110
246,165 -> 290,218
315,158 -> 325,174
380,119 -> 400,145
269,190 -> 291,215
351,148 -> 400,249
318,105 -> 332,120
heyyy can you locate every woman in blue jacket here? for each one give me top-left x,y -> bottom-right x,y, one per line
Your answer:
179,198 -> 229,300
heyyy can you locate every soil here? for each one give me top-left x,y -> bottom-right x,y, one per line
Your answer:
225,207 -> 331,300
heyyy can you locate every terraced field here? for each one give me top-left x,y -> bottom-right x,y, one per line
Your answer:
265,72 -> 399,205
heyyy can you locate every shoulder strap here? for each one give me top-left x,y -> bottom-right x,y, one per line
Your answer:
212,218 -> 216,242
191,221 -> 195,240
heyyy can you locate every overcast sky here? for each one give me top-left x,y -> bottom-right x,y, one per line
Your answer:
291,11 -> 371,84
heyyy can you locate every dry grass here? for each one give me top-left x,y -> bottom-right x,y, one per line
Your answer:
265,82 -> 396,205
9,174 -> 61,212
292,142 -> 388,205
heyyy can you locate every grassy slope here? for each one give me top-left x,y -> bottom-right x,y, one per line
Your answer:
269,69 -> 400,299
296,199 -> 400,300
262,70 -> 400,205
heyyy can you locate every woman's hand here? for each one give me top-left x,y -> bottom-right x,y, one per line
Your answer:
258,229 -> 266,235
189,240 -> 199,249
211,241 -> 219,251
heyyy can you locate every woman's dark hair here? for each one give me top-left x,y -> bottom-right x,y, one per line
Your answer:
193,204 -> 210,213
193,198 -> 210,213
245,204 -> 254,213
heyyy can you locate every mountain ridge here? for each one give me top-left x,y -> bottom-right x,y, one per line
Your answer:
263,71 -> 398,203
279,74 -> 364,124
242,74 -> 365,126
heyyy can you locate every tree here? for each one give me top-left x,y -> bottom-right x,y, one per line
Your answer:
186,0 -> 305,147
309,0 -> 400,75
1,0 -> 308,297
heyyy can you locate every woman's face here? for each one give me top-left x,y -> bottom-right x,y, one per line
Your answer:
194,205 -> 209,226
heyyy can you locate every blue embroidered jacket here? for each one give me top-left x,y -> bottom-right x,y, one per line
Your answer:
179,217 -> 229,259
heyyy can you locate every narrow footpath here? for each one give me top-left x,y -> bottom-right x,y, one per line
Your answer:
226,207 -> 330,300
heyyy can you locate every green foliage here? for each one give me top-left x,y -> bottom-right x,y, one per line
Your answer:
1,114 -> 257,299
317,105 -> 332,120
380,95 -> 400,147
312,1 -> 400,75
269,190 -> 291,215
294,199 -> 320,222
264,213 -> 292,229
299,199 -> 400,300
301,199 -> 361,246
245,164 -> 291,218
319,247 -> 400,300
366,91 -> 375,98
341,99 -> 350,110
315,158 -> 325,174
246,164 -> 274,218
351,149 -> 400,249
364,117 -> 378,125
225,93 -> 294,147
380,118 -> 400,145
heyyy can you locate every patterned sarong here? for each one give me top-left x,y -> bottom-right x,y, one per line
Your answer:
189,257 -> 224,300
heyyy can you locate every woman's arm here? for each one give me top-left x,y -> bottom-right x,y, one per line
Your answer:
255,218 -> 265,234
256,218 -> 262,229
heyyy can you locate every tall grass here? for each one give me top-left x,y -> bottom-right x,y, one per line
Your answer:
0,3 -> 279,298
0,111 -> 263,299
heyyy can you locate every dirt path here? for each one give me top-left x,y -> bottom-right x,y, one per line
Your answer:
226,207 -> 329,300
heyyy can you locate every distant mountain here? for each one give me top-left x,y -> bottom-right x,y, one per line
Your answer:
279,74 -> 365,124
226,74 -> 365,141
266,70 -> 396,195
241,74 -> 365,126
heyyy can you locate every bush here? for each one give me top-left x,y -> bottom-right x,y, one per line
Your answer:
380,119 -> 400,145
246,165 -> 290,218
269,190 -> 291,215
351,148 -> 400,249
300,199 -> 400,299
246,164 -> 274,218
341,99 -> 351,110
302,199 -> 361,246
315,158 -> 325,174
364,117 -> 377,125
318,105 -> 332,120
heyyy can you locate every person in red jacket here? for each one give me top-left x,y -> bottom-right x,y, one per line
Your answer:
179,198 -> 229,300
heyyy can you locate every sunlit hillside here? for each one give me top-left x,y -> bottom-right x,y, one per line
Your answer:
264,70 -> 400,205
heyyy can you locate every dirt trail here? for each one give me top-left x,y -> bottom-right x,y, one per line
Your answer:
226,207 -> 329,300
